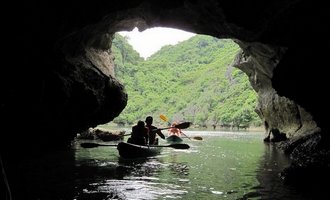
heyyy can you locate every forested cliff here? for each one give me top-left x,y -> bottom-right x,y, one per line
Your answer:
111,34 -> 260,128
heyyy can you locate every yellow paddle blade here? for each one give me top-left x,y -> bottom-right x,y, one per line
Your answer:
160,114 -> 168,122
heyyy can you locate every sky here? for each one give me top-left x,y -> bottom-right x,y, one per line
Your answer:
118,27 -> 196,59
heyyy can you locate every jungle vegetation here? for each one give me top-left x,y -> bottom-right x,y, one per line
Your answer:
110,33 -> 261,129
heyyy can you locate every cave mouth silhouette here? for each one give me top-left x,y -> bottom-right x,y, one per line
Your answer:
1,1 -> 329,199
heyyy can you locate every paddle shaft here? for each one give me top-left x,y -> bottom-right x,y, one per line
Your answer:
122,122 -> 191,136
178,130 -> 203,140
155,127 -> 175,131
94,144 -> 117,147
180,131 -> 192,140
150,143 -> 190,149
80,143 -> 117,148
80,142 -> 189,149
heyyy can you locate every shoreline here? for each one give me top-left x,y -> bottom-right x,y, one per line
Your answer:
97,123 -> 266,133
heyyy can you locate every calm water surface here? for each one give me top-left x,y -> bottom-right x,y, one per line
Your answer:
18,130 -> 316,199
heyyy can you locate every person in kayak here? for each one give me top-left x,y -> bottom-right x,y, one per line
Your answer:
129,120 -> 149,145
168,122 -> 183,136
145,116 -> 165,145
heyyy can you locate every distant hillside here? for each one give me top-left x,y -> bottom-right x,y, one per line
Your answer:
111,33 -> 261,128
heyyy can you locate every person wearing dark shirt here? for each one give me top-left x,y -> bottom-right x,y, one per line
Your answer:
130,120 -> 148,145
145,116 -> 165,145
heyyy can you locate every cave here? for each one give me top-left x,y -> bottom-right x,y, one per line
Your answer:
1,0 -> 329,199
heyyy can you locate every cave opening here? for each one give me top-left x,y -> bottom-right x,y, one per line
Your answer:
2,1 -> 329,199
91,26 -> 262,133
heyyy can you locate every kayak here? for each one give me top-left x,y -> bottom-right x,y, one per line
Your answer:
166,135 -> 183,143
116,142 -> 162,159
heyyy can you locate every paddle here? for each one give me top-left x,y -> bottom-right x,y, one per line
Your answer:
159,114 -> 203,140
150,143 -> 190,149
80,142 -> 190,149
80,143 -> 117,148
121,121 -> 191,137
155,121 -> 191,131
160,114 -> 171,126
160,114 -> 191,140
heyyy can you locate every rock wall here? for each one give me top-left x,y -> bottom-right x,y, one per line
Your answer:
1,0 -> 329,190
234,42 -> 318,139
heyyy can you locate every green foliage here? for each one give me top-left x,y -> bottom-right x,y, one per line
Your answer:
111,33 -> 261,127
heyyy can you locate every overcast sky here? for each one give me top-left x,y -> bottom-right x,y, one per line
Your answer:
118,27 -> 196,59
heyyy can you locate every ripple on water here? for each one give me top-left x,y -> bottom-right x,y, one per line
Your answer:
90,179 -> 188,200
211,190 -> 224,195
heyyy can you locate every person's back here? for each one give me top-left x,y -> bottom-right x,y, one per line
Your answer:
130,120 -> 148,145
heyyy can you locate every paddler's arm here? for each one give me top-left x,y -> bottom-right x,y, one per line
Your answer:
157,130 -> 165,139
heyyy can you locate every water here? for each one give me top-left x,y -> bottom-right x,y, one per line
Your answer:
12,130 -> 317,199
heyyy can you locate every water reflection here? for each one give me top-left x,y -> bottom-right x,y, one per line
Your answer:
73,141 -> 191,200
94,156 -> 189,199
117,156 -> 164,183
74,156 -> 163,199
12,132 -> 321,199
166,153 -> 190,177
73,135 -> 328,200
240,143 -> 298,200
